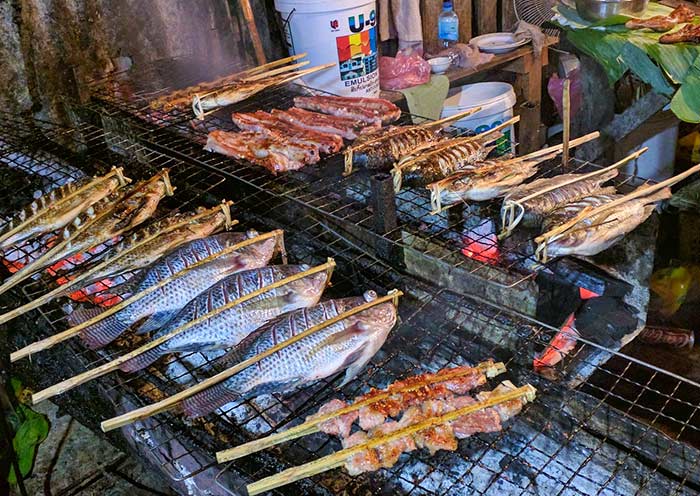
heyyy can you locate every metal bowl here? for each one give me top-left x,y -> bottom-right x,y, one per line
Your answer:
574,0 -> 649,21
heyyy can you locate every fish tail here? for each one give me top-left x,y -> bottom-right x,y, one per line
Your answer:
118,346 -> 163,373
69,308 -> 128,349
181,384 -> 240,419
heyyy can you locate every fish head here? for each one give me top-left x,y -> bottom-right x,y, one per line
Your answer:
280,264 -> 329,307
223,236 -> 278,275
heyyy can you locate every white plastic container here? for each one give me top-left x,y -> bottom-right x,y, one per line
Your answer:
441,82 -> 517,155
617,111 -> 679,182
275,0 -> 380,97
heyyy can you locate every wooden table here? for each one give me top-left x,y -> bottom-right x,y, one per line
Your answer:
381,37 -> 558,154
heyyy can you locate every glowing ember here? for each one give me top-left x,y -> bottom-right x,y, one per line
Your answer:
461,219 -> 499,264
579,287 -> 600,300
533,313 -> 580,370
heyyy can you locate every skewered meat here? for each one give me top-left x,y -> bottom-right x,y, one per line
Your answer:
231,111 -> 343,154
119,264 -> 328,373
348,126 -> 444,172
273,108 -> 379,140
502,169 -> 618,230
368,421 -> 417,468
538,187 -> 671,260
71,231 -> 277,349
0,168 -> 128,251
205,130 -> 319,173
293,96 -> 402,125
308,399 -> 359,439
660,23 -> 700,44
343,432 -> 382,476
626,5 -> 695,32
181,290 -> 397,418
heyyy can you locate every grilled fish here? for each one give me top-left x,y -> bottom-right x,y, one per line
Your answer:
181,290 -> 398,419
502,169 -> 619,229
348,126 -> 443,172
71,231 -> 278,349
119,264 -> 329,373
538,188 -> 671,259
429,155 -> 550,212
0,170 -> 172,296
0,168 -> 129,251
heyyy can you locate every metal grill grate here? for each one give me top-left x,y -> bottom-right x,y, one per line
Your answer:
1,117 -> 698,495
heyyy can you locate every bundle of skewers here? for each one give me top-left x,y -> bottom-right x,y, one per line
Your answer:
146,53 -> 334,119
3,175 -> 402,434
210,360 -> 535,494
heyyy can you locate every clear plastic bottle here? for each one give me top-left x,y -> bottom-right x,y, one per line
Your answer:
438,1 -> 459,48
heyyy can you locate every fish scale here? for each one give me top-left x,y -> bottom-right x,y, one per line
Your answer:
118,264 -> 329,373
351,127 -> 440,171
181,291 -> 398,419
72,231 -> 277,349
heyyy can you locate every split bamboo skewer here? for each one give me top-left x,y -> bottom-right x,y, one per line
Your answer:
427,131 -> 601,215
0,201 -> 236,327
236,53 -> 307,79
192,63 -> 335,119
562,79 -> 571,168
215,360 -> 506,463
10,230 -> 286,362
499,147 -> 647,238
0,167 -> 130,249
246,383 -> 537,495
31,259 -> 336,405
391,116 -> 522,192
100,288 -> 401,432
240,61 -> 310,82
342,107 -> 484,176
0,170 -> 174,297
534,162 -> 700,262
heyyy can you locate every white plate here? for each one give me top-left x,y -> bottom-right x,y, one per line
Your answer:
470,32 -> 531,54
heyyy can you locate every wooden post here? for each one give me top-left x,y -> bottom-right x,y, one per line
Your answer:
507,52 -> 545,154
501,0 -> 518,31
474,0 -> 498,36
239,0 -> 267,64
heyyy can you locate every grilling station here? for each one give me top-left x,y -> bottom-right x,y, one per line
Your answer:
1,1 -> 700,495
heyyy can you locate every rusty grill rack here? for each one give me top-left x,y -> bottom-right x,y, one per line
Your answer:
2,116 -> 699,495
83,62 -> 653,307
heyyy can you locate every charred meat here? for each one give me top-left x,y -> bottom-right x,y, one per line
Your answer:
272,108 -> 379,140
626,5 -> 695,32
660,22 -> 700,43
293,95 -> 402,125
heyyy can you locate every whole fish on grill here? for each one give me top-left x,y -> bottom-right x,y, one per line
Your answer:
428,153 -> 557,212
0,170 -> 173,296
70,231 -> 278,349
0,167 -> 129,251
392,134 -> 503,191
501,169 -> 619,230
119,264 -> 329,373
346,126 -> 444,172
181,290 -> 398,419
538,187 -> 672,260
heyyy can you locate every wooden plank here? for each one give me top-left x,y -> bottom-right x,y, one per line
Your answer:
474,0 -> 498,36
455,0 -> 473,42
501,0 -> 518,31
420,0 -> 442,53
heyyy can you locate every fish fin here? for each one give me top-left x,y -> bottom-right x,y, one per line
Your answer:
135,311 -> 174,334
312,322 -> 367,354
78,313 -> 132,350
181,384 -> 240,419
243,379 -> 304,398
339,343 -> 372,387
118,346 -> 164,373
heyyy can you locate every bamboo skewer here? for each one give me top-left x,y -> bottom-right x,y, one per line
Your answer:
0,170 -> 174,297
0,167 -> 130,249
562,79 -> 571,168
32,259 -> 336,406
236,53 -> 307,79
100,288 -> 402,432
534,162 -> 700,262
246,383 -> 537,495
215,360 -> 506,463
427,131 -> 601,215
342,107 -> 484,176
499,147 -> 647,238
10,230 -> 286,362
240,61 -> 310,82
192,63 -> 335,119
0,201 -> 235,327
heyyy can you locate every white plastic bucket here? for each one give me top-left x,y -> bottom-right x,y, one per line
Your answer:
441,82 -> 517,155
275,0 -> 379,97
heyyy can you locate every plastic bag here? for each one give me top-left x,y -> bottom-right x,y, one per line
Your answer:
379,49 -> 431,90
547,69 -> 583,120
650,266 -> 695,316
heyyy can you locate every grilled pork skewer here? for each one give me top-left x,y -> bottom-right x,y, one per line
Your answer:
100,287 -> 401,432
0,202 -> 235,326
0,170 -> 173,297
499,148 -> 646,237
626,5 -> 695,32
215,360 -> 506,463
0,167 -> 129,251
148,54 -> 308,111
245,382 -> 535,495
342,107 -> 482,176
192,63 -> 335,119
